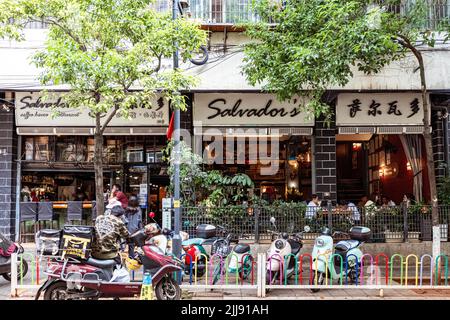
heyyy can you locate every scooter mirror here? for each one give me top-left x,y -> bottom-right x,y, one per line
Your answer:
304,225 -> 311,233
269,217 -> 276,225
149,212 -> 156,219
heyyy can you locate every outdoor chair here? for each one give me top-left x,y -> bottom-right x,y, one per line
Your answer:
67,201 -> 83,225
37,202 -> 56,230
19,202 -> 38,243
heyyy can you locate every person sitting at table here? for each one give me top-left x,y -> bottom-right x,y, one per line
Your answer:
381,195 -> 396,208
339,200 -> 361,223
359,195 -> 377,217
306,194 -> 320,219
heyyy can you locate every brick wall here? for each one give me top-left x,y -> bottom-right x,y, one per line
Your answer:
314,113 -> 337,202
0,107 -> 17,240
432,110 -> 447,182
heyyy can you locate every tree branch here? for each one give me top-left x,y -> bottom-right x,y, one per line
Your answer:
99,104 -> 119,135
40,18 -> 87,52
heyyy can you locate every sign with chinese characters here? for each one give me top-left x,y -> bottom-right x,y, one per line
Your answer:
15,92 -> 169,127
193,93 -> 314,126
336,93 -> 426,126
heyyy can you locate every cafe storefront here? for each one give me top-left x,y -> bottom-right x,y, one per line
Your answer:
15,91 -> 172,229
192,93 -> 315,202
335,92 -> 430,205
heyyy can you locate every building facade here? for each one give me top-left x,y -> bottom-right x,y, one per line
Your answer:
0,1 -> 449,240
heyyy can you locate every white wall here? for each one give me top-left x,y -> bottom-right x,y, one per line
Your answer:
1,29 -> 450,91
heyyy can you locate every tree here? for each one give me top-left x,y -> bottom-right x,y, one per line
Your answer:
0,0 -> 206,215
243,0 -> 450,257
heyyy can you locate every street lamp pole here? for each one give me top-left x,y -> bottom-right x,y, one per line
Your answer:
171,0 -> 182,263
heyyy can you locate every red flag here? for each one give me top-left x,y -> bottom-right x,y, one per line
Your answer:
166,112 -> 175,140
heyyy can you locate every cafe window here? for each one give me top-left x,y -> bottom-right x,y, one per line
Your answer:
146,136 -> 166,163
56,136 -> 87,162
104,138 -> 122,164
124,137 -> 144,163
23,136 -> 54,161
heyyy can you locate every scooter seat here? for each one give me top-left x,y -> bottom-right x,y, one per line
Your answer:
335,240 -> 360,252
233,244 -> 250,254
287,239 -> 302,255
86,257 -> 117,269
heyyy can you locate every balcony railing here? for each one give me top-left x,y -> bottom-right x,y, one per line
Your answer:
377,0 -> 450,30
15,0 -> 450,28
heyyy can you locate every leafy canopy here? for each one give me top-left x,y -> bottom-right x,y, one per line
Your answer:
0,0 -> 207,115
243,0 -> 450,120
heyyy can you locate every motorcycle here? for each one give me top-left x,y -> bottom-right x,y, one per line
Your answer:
266,217 -> 309,285
0,233 -> 28,281
181,225 -> 228,278
310,226 -> 371,292
211,232 -> 252,285
35,227 -> 183,300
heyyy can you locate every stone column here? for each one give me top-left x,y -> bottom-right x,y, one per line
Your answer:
314,113 -> 337,202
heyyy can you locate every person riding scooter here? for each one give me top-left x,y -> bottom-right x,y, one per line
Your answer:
91,204 -> 130,263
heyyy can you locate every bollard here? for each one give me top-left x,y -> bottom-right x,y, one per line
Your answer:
390,254 -> 404,285
225,253 -> 240,286
268,253 -> 284,285
405,254 -> 419,286
209,254 -> 223,285
434,255 -> 449,286
330,254 -> 344,285
299,253 -> 313,285
419,254 -> 433,286
375,253 -> 389,285
239,253 -> 255,285
360,254 -> 374,285
314,253 -> 329,286
194,253 -> 208,285
283,254 -> 298,285
345,254 -> 359,285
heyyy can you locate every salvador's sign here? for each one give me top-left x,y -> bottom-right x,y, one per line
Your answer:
336,93 -> 426,126
15,92 -> 169,127
193,93 -> 314,126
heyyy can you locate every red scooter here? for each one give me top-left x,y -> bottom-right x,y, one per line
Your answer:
35,228 -> 183,300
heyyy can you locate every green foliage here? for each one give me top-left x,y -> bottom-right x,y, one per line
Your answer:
165,141 -> 255,206
0,0 -> 207,116
243,0 -> 450,121
438,164 -> 450,205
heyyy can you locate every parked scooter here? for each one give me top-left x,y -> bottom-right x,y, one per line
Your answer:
209,231 -> 252,285
0,233 -> 28,281
181,225 -> 228,277
266,217 -> 309,285
310,226 -> 371,292
35,227 -> 183,300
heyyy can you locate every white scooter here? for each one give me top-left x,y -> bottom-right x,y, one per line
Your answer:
310,226 -> 371,292
266,217 -> 309,285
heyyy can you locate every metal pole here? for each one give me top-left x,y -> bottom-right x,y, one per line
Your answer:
171,0 -> 182,263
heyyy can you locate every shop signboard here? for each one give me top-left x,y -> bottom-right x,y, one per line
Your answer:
15,91 -> 169,127
162,198 -> 172,230
336,93 -> 426,126
193,93 -> 314,126
139,184 -> 148,209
